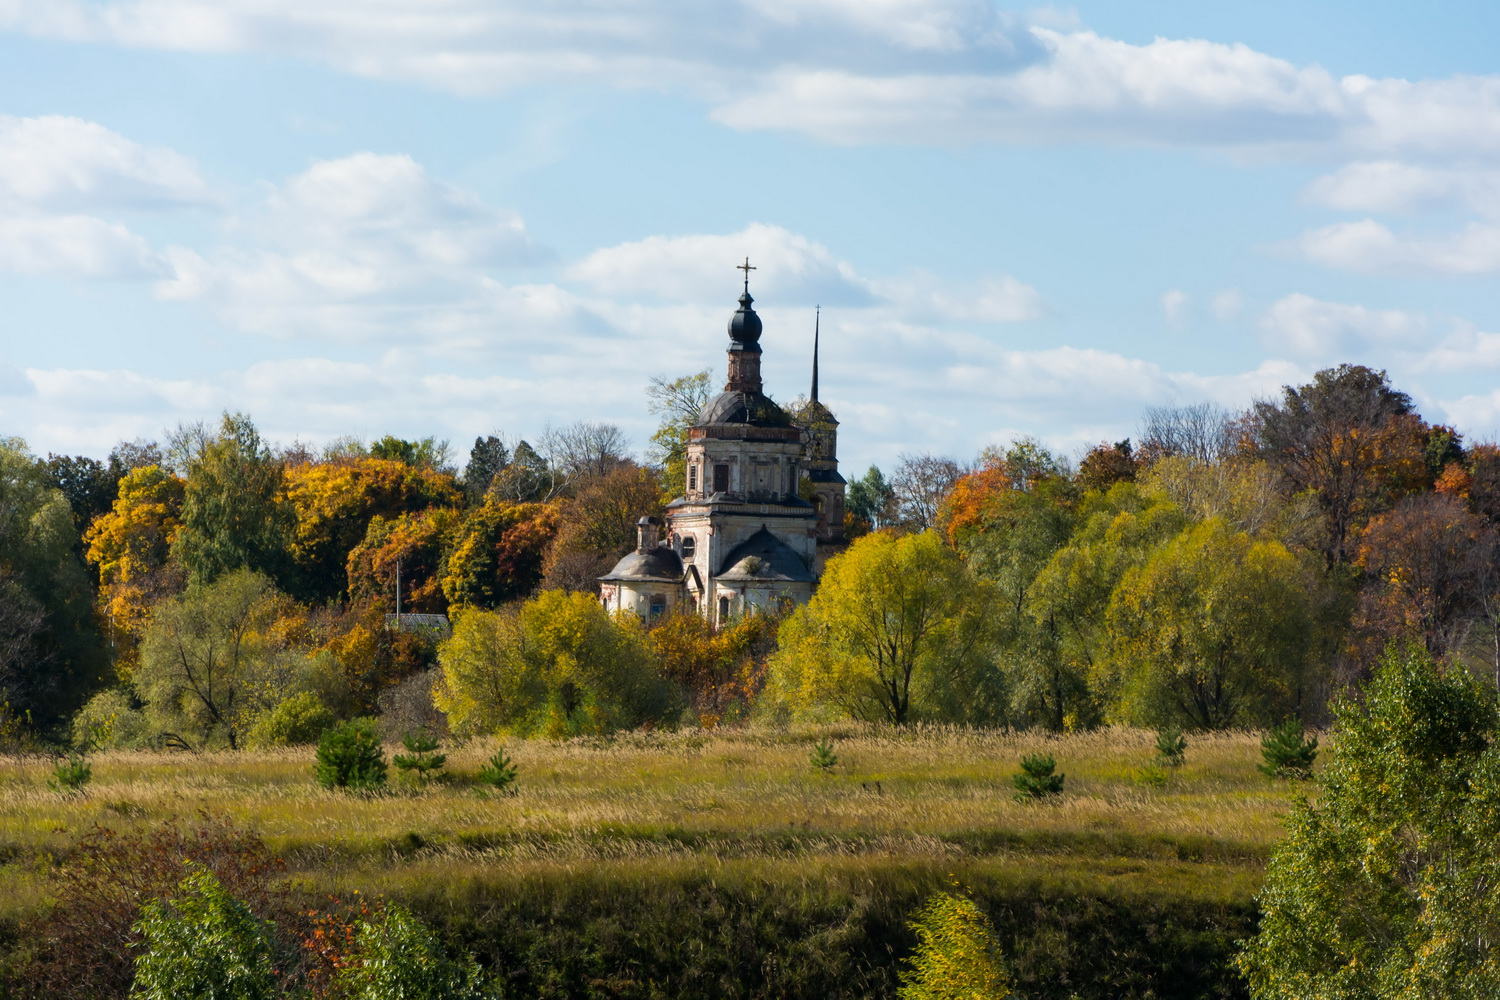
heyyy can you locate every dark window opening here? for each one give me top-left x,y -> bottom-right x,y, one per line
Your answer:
718,596 -> 730,623
713,464 -> 730,493
681,536 -> 696,559
650,597 -> 666,619
688,465 -> 698,491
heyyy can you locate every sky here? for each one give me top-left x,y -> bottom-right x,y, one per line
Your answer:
2,1 -> 1500,475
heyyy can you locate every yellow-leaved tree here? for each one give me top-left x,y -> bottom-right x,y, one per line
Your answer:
897,890 -> 1011,1000
84,464 -> 187,679
434,590 -> 679,738
764,531 -> 1000,726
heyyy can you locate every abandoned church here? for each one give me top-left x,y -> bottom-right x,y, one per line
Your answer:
599,265 -> 846,624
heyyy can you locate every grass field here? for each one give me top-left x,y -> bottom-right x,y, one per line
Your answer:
0,725 -> 1299,998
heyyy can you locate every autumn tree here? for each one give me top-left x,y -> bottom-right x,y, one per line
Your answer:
646,370 -> 713,502
1249,365 -> 1429,566
172,413 -> 295,588
648,608 -> 777,725
440,497 -> 559,608
765,531 -> 999,725
542,462 -> 664,592
1107,518 -> 1320,729
1240,644 -> 1500,998
434,590 -> 679,737
84,465 -> 187,677
1076,440 -> 1138,493
1352,492 -> 1494,665
284,456 -> 460,604
346,508 -> 460,613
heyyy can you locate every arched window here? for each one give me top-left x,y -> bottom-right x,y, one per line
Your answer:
718,595 -> 730,624
649,596 -> 666,619
681,536 -> 696,559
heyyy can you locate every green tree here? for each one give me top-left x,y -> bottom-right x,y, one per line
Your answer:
172,413 -> 295,588
1107,518 -> 1319,729
1025,484 -> 1187,730
846,466 -> 895,533
1240,643 -> 1500,999
135,569 -> 276,749
646,370 -> 713,503
129,866 -> 277,1000
335,904 -> 490,999
462,435 -> 509,506
368,434 -> 453,472
314,717 -> 388,790
898,890 -> 1011,1000
0,437 -> 107,728
434,590 -> 678,738
765,531 -> 999,725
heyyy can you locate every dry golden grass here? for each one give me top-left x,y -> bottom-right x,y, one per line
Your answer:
0,725 -> 1299,921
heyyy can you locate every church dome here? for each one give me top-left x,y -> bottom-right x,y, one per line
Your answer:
714,527 -> 815,582
697,389 -> 791,427
727,290 -> 762,349
600,546 -> 683,583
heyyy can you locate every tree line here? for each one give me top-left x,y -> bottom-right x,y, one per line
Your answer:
3,362 -> 1497,748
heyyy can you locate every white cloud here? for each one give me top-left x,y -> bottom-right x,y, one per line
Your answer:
1295,218 -> 1500,275
155,152 -> 547,340
7,6 -> 1500,159
1305,161 -> 1500,219
1260,292 -> 1426,359
567,223 -> 873,305
1160,289 -> 1188,322
1212,288 -> 1243,321
0,213 -> 164,278
0,114 -> 213,210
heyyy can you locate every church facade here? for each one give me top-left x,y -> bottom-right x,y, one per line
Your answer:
599,270 -> 846,624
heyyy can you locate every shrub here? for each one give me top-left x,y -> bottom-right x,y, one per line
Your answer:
1012,753 -> 1064,801
129,865 -> 277,1000
476,747 -> 518,794
810,737 -> 839,772
48,753 -> 92,794
334,903 -> 490,1000
315,718 -> 388,790
20,815 -> 288,1000
1154,726 -> 1186,767
897,890 -> 1011,1000
1258,719 -> 1318,780
71,689 -> 150,750
1135,762 -> 1168,789
246,691 -> 335,748
392,729 -> 447,783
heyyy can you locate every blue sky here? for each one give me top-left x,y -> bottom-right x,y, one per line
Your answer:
2,2 -> 1499,475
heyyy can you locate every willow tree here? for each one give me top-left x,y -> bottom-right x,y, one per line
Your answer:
765,531 -> 999,726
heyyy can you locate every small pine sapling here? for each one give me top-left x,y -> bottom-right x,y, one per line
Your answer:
392,729 -> 447,784
810,737 -> 839,772
314,719 -> 388,791
1259,719 -> 1318,780
477,747 -> 518,794
1154,726 -> 1187,768
1012,752 -> 1064,801
1135,762 -> 1168,789
48,752 -> 92,794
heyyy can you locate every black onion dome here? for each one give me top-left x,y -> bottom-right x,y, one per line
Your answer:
697,390 -> 792,427
727,290 -> 762,349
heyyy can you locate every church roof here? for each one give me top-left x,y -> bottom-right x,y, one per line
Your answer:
697,390 -> 792,427
600,545 -> 684,583
715,526 -> 815,583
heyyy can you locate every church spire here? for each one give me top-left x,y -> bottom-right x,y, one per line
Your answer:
811,307 -> 820,403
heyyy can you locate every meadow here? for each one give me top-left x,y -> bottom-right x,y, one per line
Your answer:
0,726 -> 1295,999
